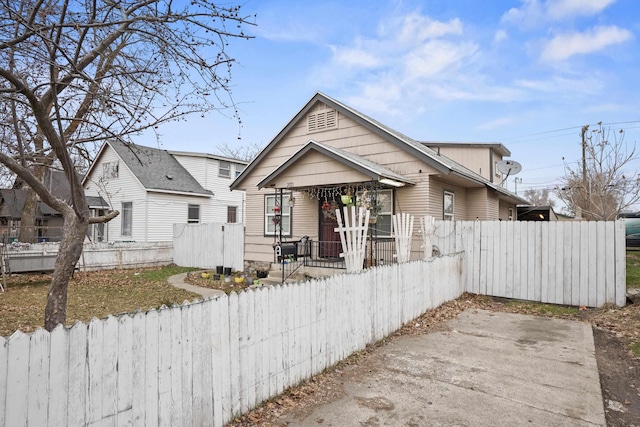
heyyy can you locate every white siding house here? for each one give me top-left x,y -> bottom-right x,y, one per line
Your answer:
83,140 -> 247,242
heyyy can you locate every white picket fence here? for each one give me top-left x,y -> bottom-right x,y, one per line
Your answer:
431,219 -> 626,307
0,255 -> 465,427
173,223 -> 244,271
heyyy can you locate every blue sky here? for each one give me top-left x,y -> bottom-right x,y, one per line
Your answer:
141,0 -> 640,201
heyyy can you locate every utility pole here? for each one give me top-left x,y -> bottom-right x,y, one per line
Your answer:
581,125 -> 589,188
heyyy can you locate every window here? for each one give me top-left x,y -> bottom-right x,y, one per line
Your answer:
188,204 -> 200,224
227,206 -> 238,223
121,202 -> 132,236
103,161 -> 119,179
219,160 -> 230,178
357,189 -> 393,237
235,165 -> 245,178
443,191 -> 454,221
508,208 -> 514,221
264,193 -> 291,236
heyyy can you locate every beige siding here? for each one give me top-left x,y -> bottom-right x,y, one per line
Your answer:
499,200 -> 516,221
263,151 -> 373,188
428,179 -> 468,220
430,146 -> 503,182
486,193 -> 500,220
467,188 -> 489,220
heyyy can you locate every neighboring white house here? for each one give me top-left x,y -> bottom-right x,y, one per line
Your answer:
83,140 -> 247,242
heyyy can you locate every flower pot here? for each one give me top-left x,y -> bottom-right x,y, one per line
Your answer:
213,274 -> 221,280
341,195 -> 353,205
369,216 -> 378,224
256,270 -> 268,279
216,266 -> 224,274
223,267 -> 232,276
224,276 -> 231,283
234,276 -> 244,284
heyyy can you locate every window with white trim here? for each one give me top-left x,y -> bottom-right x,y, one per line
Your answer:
265,193 -> 291,236
121,202 -> 132,236
443,191 -> 454,221
188,204 -> 200,223
219,160 -> 230,178
235,165 -> 245,178
357,189 -> 393,237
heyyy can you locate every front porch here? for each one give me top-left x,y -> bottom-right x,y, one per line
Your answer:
265,237 -> 398,283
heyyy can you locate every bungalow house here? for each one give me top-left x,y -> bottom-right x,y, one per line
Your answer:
83,140 -> 247,242
231,92 -> 527,268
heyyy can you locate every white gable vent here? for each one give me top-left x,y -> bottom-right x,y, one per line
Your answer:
307,109 -> 337,133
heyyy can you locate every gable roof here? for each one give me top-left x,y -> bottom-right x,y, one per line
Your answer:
84,140 -> 212,197
231,92 -> 527,203
257,140 -> 415,189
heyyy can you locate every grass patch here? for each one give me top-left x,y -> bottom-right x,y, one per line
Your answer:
0,266 -> 201,337
626,250 -> 640,289
631,342 -> 640,357
506,301 -> 579,317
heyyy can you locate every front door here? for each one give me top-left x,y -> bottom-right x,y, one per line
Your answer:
319,198 -> 341,258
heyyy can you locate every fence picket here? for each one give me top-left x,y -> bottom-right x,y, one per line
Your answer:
0,337 -> 6,427
48,325 -> 68,427
131,311 -> 146,426
169,307 -> 183,426
27,329 -> 49,426
117,315 -> 133,426
179,303 -> 193,425
144,309 -> 159,427
615,220 -> 626,307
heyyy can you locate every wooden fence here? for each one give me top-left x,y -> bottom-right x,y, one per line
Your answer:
431,219 -> 626,307
3,241 -> 173,273
173,223 -> 244,271
0,255 -> 465,427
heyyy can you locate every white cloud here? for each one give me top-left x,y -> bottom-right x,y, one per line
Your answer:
540,25 -> 632,61
501,0 -> 544,29
404,40 -> 478,81
393,13 -> 463,45
329,45 -> 382,69
547,0 -> 616,20
501,0 -> 616,27
494,29 -> 508,44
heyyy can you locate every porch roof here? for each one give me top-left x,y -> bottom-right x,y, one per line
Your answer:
257,140 -> 415,189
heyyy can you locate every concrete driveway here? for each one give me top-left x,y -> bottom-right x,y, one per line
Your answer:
277,309 -> 605,426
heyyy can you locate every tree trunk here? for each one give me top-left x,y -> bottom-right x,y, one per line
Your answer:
19,188 -> 37,243
44,214 -> 87,331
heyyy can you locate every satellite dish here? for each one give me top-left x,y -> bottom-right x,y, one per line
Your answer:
496,159 -> 522,176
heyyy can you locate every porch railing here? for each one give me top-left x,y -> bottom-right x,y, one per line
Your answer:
276,238 -> 397,281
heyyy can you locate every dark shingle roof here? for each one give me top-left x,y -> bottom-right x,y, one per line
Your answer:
108,140 -> 212,196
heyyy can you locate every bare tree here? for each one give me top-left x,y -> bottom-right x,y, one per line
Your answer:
523,188 -> 556,208
216,141 -> 262,162
556,123 -> 639,220
0,0 -> 254,330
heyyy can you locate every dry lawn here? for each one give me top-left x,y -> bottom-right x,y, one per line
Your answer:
0,266 -> 200,337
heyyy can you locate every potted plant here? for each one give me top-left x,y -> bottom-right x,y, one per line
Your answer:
341,188 -> 354,206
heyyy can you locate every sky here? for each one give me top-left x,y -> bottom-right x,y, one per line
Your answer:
139,0 -> 640,207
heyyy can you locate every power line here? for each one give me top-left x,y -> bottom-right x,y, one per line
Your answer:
501,120 -> 640,144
